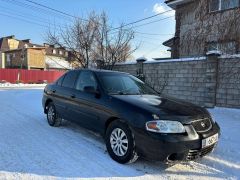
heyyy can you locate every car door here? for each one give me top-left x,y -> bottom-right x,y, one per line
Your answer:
70,71 -> 104,132
55,70 -> 79,121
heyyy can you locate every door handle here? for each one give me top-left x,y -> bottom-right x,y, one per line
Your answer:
70,94 -> 76,98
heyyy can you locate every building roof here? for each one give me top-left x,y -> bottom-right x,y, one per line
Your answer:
45,46 -> 68,58
71,68 -> 129,74
0,38 -> 2,50
165,0 -> 194,9
162,36 -> 179,47
0,37 -> 9,51
0,35 -> 44,52
4,47 -> 46,53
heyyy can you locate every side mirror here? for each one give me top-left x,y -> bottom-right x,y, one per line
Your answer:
83,86 -> 100,96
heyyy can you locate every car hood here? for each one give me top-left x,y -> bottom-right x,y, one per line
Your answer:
111,94 -> 209,123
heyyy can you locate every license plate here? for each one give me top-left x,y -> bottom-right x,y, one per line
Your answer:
202,133 -> 218,148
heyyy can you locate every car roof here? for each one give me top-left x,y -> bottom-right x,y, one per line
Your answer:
70,68 -> 129,75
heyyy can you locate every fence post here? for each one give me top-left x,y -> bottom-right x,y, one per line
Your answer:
205,51 -> 221,108
136,57 -> 146,81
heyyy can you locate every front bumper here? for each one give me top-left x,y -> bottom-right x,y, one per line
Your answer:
133,122 -> 220,162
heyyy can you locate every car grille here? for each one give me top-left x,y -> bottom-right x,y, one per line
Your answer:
191,117 -> 212,133
186,144 -> 215,161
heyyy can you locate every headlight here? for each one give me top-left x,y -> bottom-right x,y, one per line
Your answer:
146,120 -> 185,134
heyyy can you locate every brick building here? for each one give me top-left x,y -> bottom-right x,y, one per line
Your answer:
0,35 -> 72,70
163,0 -> 240,58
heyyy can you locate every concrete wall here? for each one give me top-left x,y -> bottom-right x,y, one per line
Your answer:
113,56 -> 240,108
216,57 -> 240,108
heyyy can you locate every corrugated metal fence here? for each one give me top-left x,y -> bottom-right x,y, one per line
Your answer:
0,69 -> 65,83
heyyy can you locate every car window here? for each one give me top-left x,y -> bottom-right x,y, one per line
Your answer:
56,75 -> 65,86
99,73 -> 158,95
75,71 -> 97,91
62,71 -> 79,88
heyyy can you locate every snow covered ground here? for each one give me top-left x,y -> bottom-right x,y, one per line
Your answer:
0,88 -> 239,180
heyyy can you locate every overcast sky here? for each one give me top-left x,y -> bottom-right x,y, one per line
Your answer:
0,0 -> 175,60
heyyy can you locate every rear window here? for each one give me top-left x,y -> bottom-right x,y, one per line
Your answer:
62,71 -> 79,88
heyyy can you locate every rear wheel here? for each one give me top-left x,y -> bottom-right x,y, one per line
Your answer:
46,102 -> 61,127
105,120 -> 138,164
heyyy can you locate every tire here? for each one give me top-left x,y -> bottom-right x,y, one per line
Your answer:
105,120 -> 138,164
46,102 -> 61,127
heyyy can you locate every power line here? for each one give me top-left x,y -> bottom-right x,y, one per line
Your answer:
0,12 -> 49,28
135,31 -> 174,36
134,35 -> 169,41
110,9 -> 174,31
132,16 -> 175,29
4,0 -> 175,35
0,0 -> 71,21
24,0 -> 88,21
110,15 -> 174,35
0,5 -> 65,28
23,0 -> 175,32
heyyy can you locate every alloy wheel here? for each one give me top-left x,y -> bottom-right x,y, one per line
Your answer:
47,106 -> 55,124
110,128 -> 129,157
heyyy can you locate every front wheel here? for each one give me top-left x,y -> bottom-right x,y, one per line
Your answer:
105,120 -> 138,164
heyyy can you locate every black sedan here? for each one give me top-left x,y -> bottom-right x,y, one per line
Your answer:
42,69 -> 220,164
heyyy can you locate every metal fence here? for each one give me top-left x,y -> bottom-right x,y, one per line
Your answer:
0,69 -> 65,83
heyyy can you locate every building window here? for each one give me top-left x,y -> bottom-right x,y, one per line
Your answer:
65,51 -> 68,57
210,0 -> 239,12
59,50 -> 63,55
207,41 -> 237,54
52,49 -> 56,54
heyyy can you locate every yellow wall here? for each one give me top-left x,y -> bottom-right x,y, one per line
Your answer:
27,49 -> 45,69
1,53 -> 5,68
7,39 -> 19,50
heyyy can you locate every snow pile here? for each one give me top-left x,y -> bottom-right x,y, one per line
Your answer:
0,82 -> 46,88
145,56 -> 206,64
0,89 -> 239,179
206,50 -> 222,56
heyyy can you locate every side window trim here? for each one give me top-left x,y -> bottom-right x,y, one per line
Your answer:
72,71 -> 81,89
73,71 -> 82,90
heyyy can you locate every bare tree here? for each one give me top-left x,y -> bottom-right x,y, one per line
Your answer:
93,12 -> 138,70
46,11 -> 137,69
46,12 -> 100,68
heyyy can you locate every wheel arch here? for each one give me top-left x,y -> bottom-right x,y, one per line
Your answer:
44,99 -> 53,113
104,117 -> 130,136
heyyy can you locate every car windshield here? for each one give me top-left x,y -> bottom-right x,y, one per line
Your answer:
99,73 -> 158,95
